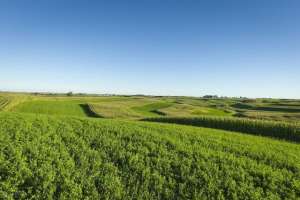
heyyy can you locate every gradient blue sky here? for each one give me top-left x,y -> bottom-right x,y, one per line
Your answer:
0,0 -> 299,98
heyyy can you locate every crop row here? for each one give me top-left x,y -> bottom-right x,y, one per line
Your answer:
143,116 -> 300,143
0,97 -> 11,110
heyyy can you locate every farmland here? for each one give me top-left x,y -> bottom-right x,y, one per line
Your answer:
12,100 -> 88,117
0,96 -> 10,110
2,0 -> 299,199
1,112 -> 300,199
0,93 -> 299,199
144,116 -> 300,143
5,94 -> 300,122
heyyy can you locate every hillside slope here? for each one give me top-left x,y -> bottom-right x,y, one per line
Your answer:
0,112 -> 299,199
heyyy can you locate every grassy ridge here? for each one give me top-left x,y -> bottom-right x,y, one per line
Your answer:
232,101 -> 300,122
132,102 -> 172,117
143,116 -> 300,143
87,98 -> 158,119
0,112 -> 299,199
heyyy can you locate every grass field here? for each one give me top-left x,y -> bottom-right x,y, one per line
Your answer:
0,112 -> 299,199
89,98 -> 232,119
12,100 -> 89,117
3,93 -> 300,121
132,102 -> 173,117
0,93 -> 300,199
232,100 -> 300,122
88,97 -> 164,119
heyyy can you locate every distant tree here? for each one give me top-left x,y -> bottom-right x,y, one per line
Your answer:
203,95 -> 218,99
66,91 -> 73,96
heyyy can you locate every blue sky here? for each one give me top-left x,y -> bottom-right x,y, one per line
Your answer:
0,0 -> 299,98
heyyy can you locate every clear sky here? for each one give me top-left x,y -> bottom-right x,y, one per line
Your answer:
0,0 -> 299,98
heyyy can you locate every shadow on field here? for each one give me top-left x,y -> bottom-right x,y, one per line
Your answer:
233,103 -> 300,113
272,103 -> 300,107
151,110 -> 166,116
79,104 -> 101,118
254,106 -> 300,113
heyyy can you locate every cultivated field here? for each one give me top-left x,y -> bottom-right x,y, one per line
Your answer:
5,93 -> 300,122
0,92 -> 299,199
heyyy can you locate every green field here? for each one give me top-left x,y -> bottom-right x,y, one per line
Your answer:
232,100 -> 300,122
12,100 -> 88,117
144,116 -> 300,143
88,97 -> 164,119
3,94 -> 300,121
0,112 -> 299,199
0,93 -> 300,199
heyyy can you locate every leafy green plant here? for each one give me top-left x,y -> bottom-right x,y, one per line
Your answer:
0,112 -> 299,199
